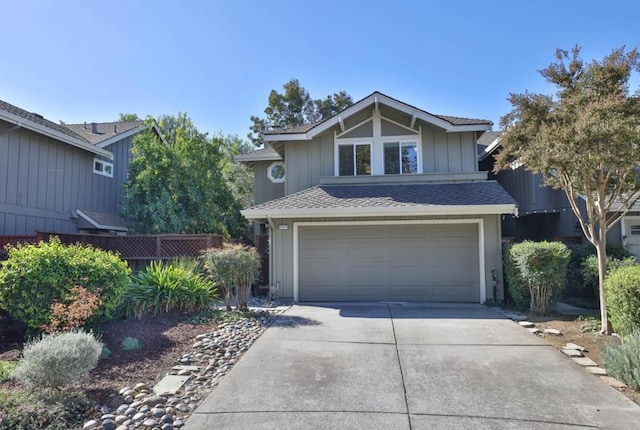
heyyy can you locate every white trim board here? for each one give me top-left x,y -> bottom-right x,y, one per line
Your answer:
292,219 -> 486,304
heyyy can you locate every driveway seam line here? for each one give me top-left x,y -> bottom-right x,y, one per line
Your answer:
388,303 -> 413,430
408,412 -> 602,428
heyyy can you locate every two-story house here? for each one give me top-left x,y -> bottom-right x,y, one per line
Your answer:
239,92 -> 517,303
0,99 -> 156,235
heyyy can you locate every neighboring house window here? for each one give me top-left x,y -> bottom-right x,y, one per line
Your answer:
267,161 -> 286,183
384,141 -> 418,174
93,159 -> 113,178
338,143 -> 371,176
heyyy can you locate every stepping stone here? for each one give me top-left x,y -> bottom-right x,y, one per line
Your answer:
572,356 -> 598,367
153,375 -> 191,395
543,328 -> 562,336
518,321 -> 535,328
172,365 -> 201,371
562,349 -> 583,357
600,376 -> 626,388
504,312 -> 527,321
527,327 -> 541,334
586,367 -> 607,375
565,342 -> 586,352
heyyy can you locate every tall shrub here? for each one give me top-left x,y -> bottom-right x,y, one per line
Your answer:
604,265 -> 640,336
503,243 -> 529,308
202,244 -> 261,311
509,241 -> 570,315
0,237 -> 130,334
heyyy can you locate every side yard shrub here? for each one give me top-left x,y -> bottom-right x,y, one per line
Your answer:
0,237 -> 130,334
507,241 -> 570,315
122,259 -> 217,318
13,330 -> 103,389
503,243 -> 529,308
580,255 -> 637,298
202,244 -> 261,311
601,330 -> 640,390
565,243 -> 632,299
604,265 -> 640,336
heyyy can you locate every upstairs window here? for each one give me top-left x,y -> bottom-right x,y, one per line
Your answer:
339,143 -> 371,176
267,161 -> 286,183
384,141 -> 418,174
93,159 -> 113,178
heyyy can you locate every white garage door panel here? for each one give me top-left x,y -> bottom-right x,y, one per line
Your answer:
298,224 -> 480,302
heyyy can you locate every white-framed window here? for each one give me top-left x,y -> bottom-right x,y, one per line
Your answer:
267,161 -> 286,183
383,141 -> 418,174
337,143 -> 371,176
93,159 -> 113,178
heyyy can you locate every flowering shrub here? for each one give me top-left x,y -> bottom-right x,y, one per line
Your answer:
41,286 -> 102,333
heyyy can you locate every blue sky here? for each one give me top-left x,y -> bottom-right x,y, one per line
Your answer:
2,1 -> 639,140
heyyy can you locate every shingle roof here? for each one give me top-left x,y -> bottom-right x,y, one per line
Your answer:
477,131 -> 502,156
0,99 -> 89,142
248,181 -> 515,212
235,145 -> 282,162
64,121 -> 144,145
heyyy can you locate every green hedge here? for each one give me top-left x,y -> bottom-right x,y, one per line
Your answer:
0,237 -> 130,334
604,265 -> 640,336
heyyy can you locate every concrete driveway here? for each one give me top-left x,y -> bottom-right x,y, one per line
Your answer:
185,303 -> 640,429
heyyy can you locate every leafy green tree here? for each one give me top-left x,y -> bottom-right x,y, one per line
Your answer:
495,46 -> 640,332
119,113 -> 141,122
121,114 -> 245,238
249,79 -> 353,146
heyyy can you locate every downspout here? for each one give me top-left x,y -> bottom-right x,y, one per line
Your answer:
266,215 -> 276,298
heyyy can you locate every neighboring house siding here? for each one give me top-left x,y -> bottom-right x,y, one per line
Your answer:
253,161 -> 285,205
284,134 -> 334,195
267,214 -> 504,302
103,135 -> 135,214
0,121 -> 110,235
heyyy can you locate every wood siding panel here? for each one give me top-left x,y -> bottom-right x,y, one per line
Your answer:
253,162 -> 284,205
285,135 -> 335,195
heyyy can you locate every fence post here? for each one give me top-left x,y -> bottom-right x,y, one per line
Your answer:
156,236 -> 161,261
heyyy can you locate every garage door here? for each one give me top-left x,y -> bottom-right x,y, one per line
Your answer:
298,224 -> 480,302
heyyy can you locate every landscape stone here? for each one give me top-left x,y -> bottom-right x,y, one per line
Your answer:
565,342 -> 586,352
133,412 -> 147,422
83,420 -> 100,430
572,356 -> 598,367
586,367 -> 608,375
143,395 -> 165,406
562,349 -> 583,357
162,424 -> 174,430
527,327 -> 541,334
543,328 -> 562,335
143,418 -> 159,427
518,321 -> 535,328
600,376 -> 627,388
102,419 -> 117,430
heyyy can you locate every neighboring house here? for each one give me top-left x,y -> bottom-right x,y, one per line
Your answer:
479,132 -> 639,256
238,92 -> 517,303
0,99 -> 153,235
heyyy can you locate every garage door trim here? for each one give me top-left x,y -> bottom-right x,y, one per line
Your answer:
293,219 -> 485,303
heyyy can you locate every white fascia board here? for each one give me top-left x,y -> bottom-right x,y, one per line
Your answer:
76,209 -> 128,232
96,124 -> 148,149
263,133 -> 308,142
445,123 -> 493,133
478,136 -> 502,161
0,110 -> 113,159
241,204 -> 517,219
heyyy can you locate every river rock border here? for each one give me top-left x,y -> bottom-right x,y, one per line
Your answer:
83,307 -> 285,430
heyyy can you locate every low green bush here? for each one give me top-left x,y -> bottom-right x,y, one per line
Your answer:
604,265 -> 640,336
121,336 -> 140,351
0,361 -> 16,383
0,387 -> 91,430
122,259 -> 217,318
601,330 -> 640,390
202,245 -> 261,311
13,330 -> 103,389
0,237 -> 130,334
503,243 -> 529,308
508,241 -> 570,315
580,255 -> 637,298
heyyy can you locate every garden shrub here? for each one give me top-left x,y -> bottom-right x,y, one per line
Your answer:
121,336 -> 140,351
202,244 -> 261,311
0,237 -> 130,334
604,265 -> 640,336
503,243 -> 529,308
601,330 -> 640,390
13,330 -> 103,389
508,241 -> 570,315
0,387 -> 92,430
122,259 -> 217,318
42,286 -> 102,333
580,255 -> 637,298
0,361 -> 16,383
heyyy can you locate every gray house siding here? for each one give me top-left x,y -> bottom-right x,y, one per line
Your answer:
103,135 -> 135,214
253,161 -> 285,206
0,120 -> 120,235
284,134 -> 334,195
267,214 -> 504,302
422,125 -> 477,174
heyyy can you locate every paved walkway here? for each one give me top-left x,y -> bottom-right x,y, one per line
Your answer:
185,303 -> 640,429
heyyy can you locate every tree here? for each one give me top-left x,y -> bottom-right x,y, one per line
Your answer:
248,79 -> 353,146
119,113 -> 141,122
121,114 -> 246,238
495,46 -> 640,333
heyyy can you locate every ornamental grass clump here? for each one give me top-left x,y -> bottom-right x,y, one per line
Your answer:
202,244 -> 261,311
122,259 -> 217,318
507,241 -> 570,316
13,330 -> 103,389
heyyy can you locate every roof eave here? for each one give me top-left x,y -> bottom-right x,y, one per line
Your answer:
241,204 -> 517,220
76,209 -> 128,232
95,123 -> 148,149
478,136 -> 502,161
0,111 -> 113,159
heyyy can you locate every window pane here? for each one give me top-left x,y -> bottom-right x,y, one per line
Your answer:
384,142 -> 399,174
339,145 -> 354,176
355,145 -> 371,175
401,142 -> 417,174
